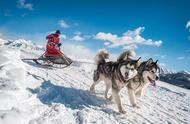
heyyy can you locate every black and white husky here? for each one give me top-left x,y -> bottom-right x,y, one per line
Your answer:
127,58 -> 160,108
90,49 -> 140,113
117,53 -> 160,109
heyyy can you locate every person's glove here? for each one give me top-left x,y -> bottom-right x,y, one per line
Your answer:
57,43 -> 62,47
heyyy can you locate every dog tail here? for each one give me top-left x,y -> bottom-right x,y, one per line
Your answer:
117,50 -> 136,61
95,49 -> 109,65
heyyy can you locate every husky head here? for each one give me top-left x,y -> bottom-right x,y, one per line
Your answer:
120,58 -> 141,81
139,58 -> 160,86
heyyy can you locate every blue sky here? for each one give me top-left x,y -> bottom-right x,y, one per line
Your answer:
0,0 -> 190,71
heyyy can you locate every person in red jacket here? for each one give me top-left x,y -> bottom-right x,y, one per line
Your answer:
45,30 -> 63,57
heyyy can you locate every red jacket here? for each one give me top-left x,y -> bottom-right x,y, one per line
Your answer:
46,34 -> 60,48
46,33 -> 61,55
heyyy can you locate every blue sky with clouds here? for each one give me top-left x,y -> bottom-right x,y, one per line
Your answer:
0,0 -> 190,71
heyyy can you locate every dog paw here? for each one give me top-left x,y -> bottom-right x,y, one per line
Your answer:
132,104 -> 140,109
105,96 -> 112,101
135,94 -> 140,98
119,109 -> 127,114
108,96 -> 112,101
136,94 -> 143,98
105,96 -> 109,100
90,87 -> 94,92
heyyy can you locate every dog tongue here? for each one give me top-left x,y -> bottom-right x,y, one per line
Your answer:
151,80 -> 156,86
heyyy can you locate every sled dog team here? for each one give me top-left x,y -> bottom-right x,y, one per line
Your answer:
90,49 -> 160,114
45,30 -> 160,114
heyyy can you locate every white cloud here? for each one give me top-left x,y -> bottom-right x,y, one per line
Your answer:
177,56 -> 185,60
161,55 -> 167,58
71,35 -> 85,41
159,63 -> 166,67
104,42 -> 110,46
186,20 -> 190,40
83,35 -> 92,39
95,27 -> 162,49
61,43 -> 95,59
154,54 -> 167,59
17,0 -> 34,11
186,20 -> 190,30
60,34 -> 66,39
123,44 -> 138,50
74,31 -> 81,35
58,20 -> 70,28
71,32 -> 85,41
96,32 -> 118,43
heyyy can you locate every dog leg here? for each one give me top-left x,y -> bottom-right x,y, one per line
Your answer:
108,95 -> 113,101
90,80 -> 100,92
112,89 -> 126,114
128,88 -> 139,108
135,89 -> 143,98
105,81 -> 111,99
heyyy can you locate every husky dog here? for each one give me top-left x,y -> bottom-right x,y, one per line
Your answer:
127,58 -> 160,108
90,49 -> 140,113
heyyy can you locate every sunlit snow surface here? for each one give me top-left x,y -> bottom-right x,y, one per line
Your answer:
0,39 -> 190,124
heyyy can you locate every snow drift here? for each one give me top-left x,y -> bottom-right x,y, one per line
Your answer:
0,48 -> 28,124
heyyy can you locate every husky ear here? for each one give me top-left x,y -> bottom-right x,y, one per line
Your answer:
146,58 -> 153,65
155,60 -> 158,64
135,57 -> 141,67
137,57 -> 141,67
137,57 -> 141,62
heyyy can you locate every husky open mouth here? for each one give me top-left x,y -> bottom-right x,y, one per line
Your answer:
148,76 -> 156,86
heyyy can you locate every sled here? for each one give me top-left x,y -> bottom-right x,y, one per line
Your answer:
22,52 -> 73,69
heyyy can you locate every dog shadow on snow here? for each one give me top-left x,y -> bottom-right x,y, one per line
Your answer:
28,80 -> 108,109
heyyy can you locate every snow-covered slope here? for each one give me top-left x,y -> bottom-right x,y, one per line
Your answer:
0,38 -> 190,124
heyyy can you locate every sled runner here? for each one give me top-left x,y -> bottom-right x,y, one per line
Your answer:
22,51 -> 73,69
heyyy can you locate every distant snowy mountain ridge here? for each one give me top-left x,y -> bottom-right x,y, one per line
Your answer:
0,38 -> 44,51
160,66 -> 176,75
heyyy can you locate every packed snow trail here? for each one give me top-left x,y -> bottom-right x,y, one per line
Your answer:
0,46 -> 190,124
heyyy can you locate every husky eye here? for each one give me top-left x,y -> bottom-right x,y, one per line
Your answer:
151,70 -> 154,73
131,68 -> 134,71
125,67 -> 129,69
